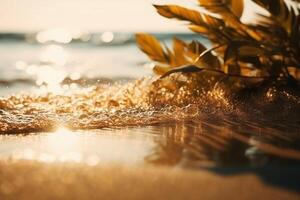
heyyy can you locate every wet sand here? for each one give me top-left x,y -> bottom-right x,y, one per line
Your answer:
0,160 -> 299,200
0,124 -> 299,199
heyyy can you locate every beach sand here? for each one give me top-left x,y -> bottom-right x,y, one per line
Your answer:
0,160 -> 299,200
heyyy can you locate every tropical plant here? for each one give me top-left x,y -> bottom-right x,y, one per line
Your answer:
136,0 -> 300,84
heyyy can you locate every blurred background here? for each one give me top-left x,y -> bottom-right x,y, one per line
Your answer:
0,0 -> 202,95
0,0 -> 259,95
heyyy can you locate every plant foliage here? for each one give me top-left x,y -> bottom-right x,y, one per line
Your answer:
136,0 -> 300,83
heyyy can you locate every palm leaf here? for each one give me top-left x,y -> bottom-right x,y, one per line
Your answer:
153,5 -> 204,26
160,65 -> 203,79
136,33 -> 169,63
229,0 -> 244,17
188,41 -> 221,69
198,0 -> 244,18
153,65 -> 172,75
137,0 -> 300,82
172,37 -> 188,66
252,0 -> 296,35
154,4 -> 225,37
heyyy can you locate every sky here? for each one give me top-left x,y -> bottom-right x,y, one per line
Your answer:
0,0 -> 196,32
0,0 -> 261,33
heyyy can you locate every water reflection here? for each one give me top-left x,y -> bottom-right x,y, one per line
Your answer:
36,29 -> 73,44
0,127 -> 156,165
146,120 -> 300,168
15,44 -> 69,93
39,44 -> 68,66
44,128 -> 82,161
101,31 -> 114,43
0,120 -> 299,168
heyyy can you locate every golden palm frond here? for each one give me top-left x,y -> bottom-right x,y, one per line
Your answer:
136,34 -> 169,63
136,0 -> 300,83
136,33 -> 221,75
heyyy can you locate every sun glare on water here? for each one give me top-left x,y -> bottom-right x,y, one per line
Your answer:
44,127 -> 83,162
15,30 -> 77,94
9,127 -> 85,163
2,126 -> 156,166
36,29 -> 73,44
